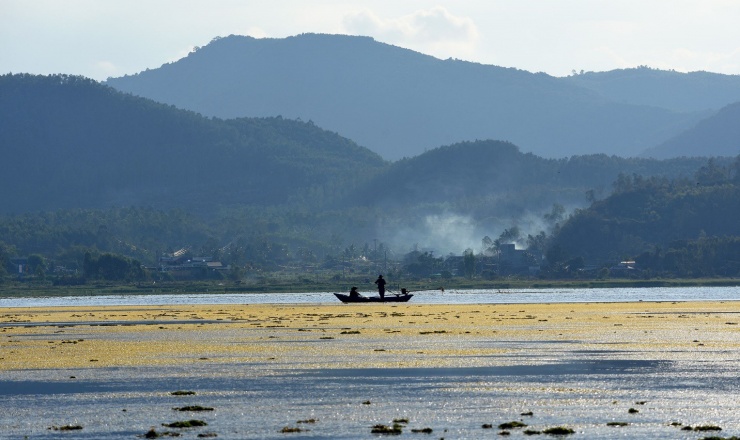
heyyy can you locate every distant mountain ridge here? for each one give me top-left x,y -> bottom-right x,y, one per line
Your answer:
106,33 -> 726,160
644,101 -> 740,158
563,67 -> 740,113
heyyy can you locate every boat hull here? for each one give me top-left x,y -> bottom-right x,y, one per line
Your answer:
334,293 -> 413,303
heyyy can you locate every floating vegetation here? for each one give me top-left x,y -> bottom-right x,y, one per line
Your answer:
628,408 -> 639,413
411,428 -> 433,433
693,425 -> 723,432
419,330 -> 447,334
50,425 -> 83,431
297,419 -> 316,424
197,431 -> 218,437
520,411 -> 534,416
144,429 -> 181,438
697,437 -> 740,440
607,422 -> 629,427
362,400 -> 371,405
523,429 -> 542,435
162,420 -> 208,428
319,336 -> 334,339
280,427 -> 306,433
170,390 -> 196,396
393,418 -> 409,424
173,406 -> 214,412
482,424 -> 493,429
542,426 -> 575,435
499,421 -> 527,429
340,330 -> 361,334
371,423 -> 403,435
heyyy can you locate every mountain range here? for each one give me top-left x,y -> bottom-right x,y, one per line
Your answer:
0,73 -> 719,220
1,72 -> 735,267
106,33 -> 740,160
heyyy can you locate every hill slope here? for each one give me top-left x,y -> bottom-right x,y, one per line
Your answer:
643,101 -> 740,159
549,167 -> 740,268
106,33 -> 701,160
346,140 -> 719,210
0,73 -> 385,214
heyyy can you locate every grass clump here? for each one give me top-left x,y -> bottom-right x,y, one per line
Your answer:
280,427 -> 306,433
542,426 -> 575,435
371,423 -> 403,435
144,429 -> 181,438
162,420 -> 208,428
50,425 -> 83,431
499,421 -> 527,429
411,427 -> 433,433
173,406 -> 213,412
694,425 -> 722,432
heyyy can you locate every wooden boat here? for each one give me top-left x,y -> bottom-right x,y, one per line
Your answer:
334,292 -> 413,303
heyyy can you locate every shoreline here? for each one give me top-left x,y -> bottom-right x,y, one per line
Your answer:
1,277 -> 738,299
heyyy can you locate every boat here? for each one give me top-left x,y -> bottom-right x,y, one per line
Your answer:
333,292 -> 413,303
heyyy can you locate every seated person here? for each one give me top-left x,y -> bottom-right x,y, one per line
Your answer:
349,286 -> 361,298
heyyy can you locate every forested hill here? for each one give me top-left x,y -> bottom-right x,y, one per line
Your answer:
106,33 -> 703,160
344,140 -> 720,214
549,158 -> 740,274
643,101 -> 740,159
0,73 -> 385,214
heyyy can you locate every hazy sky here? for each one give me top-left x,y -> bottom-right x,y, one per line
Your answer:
3,0 -> 740,81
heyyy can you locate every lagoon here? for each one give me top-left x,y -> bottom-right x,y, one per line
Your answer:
1,285 -> 739,308
1,291 -> 739,439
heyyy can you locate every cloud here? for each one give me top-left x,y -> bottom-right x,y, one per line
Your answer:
342,6 -> 479,59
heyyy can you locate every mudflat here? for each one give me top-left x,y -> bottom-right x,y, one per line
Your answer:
2,301 -> 740,439
2,301 -> 739,370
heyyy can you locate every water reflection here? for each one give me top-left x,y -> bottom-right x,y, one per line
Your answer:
2,357 -> 738,439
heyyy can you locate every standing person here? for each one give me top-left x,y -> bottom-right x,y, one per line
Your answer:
374,274 -> 386,300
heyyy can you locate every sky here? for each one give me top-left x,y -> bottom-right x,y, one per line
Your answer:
2,0 -> 740,81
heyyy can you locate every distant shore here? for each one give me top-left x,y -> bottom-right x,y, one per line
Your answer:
1,277 -> 738,299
